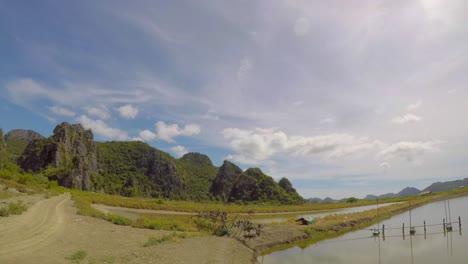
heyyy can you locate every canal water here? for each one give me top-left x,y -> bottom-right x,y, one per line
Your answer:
260,196 -> 468,264
253,202 -> 400,224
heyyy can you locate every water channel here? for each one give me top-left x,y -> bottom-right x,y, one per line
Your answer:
260,196 -> 467,264
253,202 -> 400,224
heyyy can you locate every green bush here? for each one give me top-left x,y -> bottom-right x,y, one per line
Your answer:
0,207 -> 10,217
8,201 -> 27,214
143,234 -> 173,247
0,201 -> 27,217
66,250 -> 87,261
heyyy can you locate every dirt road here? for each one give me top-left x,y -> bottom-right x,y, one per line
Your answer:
0,193 -> 69,258
0,193 -> 255,264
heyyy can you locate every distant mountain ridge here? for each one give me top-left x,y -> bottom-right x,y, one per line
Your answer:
422,178 -> 468,193
4,129 -> 45,160
363,187 -> 421,200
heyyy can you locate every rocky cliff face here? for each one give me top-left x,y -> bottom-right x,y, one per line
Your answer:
209,160 -> 243,201
177,152 -> 218,200
19,123 -> 97,190
180,152 -> 212,166
210,163 -> 304,204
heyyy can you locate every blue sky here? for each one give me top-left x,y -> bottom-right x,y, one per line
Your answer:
1,0 -> 468,199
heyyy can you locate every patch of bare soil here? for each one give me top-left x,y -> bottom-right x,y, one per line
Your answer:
237,225 -> 308,253
0,193 -> 255,264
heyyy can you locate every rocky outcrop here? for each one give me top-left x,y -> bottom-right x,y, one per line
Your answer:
180,152 -> 213,166
210,163 -> 304,204
209,160 -> 243,201
178,152 -> 218,200
0,129 -> 6,151
5,129 -> 44,143
19,123 -> 97,190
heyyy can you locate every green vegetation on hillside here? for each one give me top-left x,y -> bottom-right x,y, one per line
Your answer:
211,161 -> 304,204
96,141 -> 186,199
5,123 -> 304,204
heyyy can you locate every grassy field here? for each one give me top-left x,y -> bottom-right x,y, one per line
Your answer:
69,189 -> 412,214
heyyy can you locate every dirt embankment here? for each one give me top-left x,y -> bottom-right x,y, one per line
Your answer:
236,225 -> 308,254
0,193 -> 255,264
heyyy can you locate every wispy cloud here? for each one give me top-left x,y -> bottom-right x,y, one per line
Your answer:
294,17 -> 310,36
49,106 -> 76,117
85,106 -> 111,120
392,114 -> 423,124
407,100 -> 422,111
378,141 -> 441,163
223,127 -> 382,164
237,57 -> 253,81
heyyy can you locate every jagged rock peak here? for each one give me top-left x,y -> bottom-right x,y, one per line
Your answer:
53,122 -> 93,143
180,152 -> 213,166
209,160 -> 243,198
279,177 -> 296,193
19,122 -> 97,190
244,167 -> 264,175
5,129 -> 44,142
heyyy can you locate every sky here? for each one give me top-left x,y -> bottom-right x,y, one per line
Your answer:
1,0 -> 468,199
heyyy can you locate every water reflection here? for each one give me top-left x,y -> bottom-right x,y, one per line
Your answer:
261,196 -> 468,264
253,202 -> 400,224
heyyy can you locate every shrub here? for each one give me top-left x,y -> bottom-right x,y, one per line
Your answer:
143,234 -> 173,247
8,201 -> 27,214
66,250 -> 87,261
0,207 -> 10,217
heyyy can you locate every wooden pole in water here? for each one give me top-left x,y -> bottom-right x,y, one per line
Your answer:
376,198 -> 380,233
443,218 -> 446,231
402,222 -> 405,234
459,216 -> 461,228
448,200 -> 452,224
424,220 -> 426,233
382,224 -> 385,235
409,200 -> 412,228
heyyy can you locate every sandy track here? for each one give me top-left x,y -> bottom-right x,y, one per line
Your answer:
0,193 -> 255,264
0,193 -> 69,257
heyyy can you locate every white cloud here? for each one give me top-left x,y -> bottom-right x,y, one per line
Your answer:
46,116 -> 57,123
223,127 -> 382,164
155,121 -> 201,143
7,78 -> 49,108
379,162 -> 390,173
139,129 -> 157,141
294,17 -> 310,36
292,100 -> 303,107
407,100 -> 422,111
86,106 -> 111,120
378,141 -> 440,163
320,117 -> 335,124
237,57 -> 253,81
77,115 -> 129,140
391,114 -> 423,124
117,104 -> 139,119
448,89 -> 457,94
171,145 -> 189,158
49,106 -> 76,117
